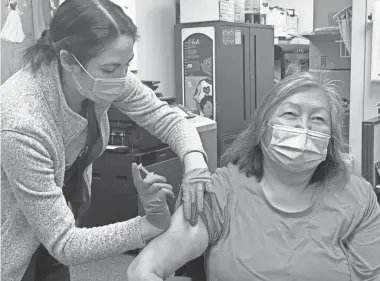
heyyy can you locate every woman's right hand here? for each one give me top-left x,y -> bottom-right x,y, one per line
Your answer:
131,163 -> 174,230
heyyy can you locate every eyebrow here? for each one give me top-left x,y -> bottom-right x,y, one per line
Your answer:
280,101 -> 300,109
281,101 -> 329,113
100,54 -> 135,67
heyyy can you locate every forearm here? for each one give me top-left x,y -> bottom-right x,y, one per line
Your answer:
167,119 -> 208,163
183,151 -> 208,172
55,217 -> 147,265
127,207 -> 209,280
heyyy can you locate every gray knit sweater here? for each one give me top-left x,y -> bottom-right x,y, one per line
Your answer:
0,60 -> 206,281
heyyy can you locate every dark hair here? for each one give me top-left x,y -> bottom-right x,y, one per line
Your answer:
201,55 -> 212,63
221,71 -> 349,187
200,95 -> 213,110
9,1 -> 17,10
23,0 -> 138,72
197,38 -> 212,62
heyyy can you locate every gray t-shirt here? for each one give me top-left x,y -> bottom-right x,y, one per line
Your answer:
200,164 -> 380,281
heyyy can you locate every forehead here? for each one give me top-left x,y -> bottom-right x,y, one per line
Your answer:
92,35 -> 134,65
278,87 -> 330,110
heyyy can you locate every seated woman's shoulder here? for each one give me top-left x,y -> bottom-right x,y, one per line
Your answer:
347,173 -> 374,197
329,172 -> 374,204
347,173 -> 371,185
224,163 -> 240,172
215,163 -> 244,179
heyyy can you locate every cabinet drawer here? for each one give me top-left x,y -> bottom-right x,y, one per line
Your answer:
79,178 -> 138,228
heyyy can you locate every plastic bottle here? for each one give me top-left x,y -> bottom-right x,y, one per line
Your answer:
235,0 -> 245,23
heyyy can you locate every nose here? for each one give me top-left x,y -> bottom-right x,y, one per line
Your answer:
121,68 -> 128,77
294,116 -> 312,130
114,67 -> 128,78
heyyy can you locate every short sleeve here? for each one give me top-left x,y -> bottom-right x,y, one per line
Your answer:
345,180 -> 380,279
199,165 -> 235,246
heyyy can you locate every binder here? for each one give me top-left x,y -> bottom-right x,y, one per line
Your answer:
362,116 -> 380,187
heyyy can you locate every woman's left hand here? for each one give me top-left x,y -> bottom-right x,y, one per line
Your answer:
176,152 -> 214,226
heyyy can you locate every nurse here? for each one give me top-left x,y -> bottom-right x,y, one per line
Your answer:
0,0 -> 212,280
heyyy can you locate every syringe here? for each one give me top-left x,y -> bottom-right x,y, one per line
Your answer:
137,163 -> 154,176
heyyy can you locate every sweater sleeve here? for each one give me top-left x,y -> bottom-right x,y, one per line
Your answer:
112,71 -> 207,162
1,130 -> 145,266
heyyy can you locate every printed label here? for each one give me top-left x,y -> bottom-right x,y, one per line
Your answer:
235,29 -> 242,45
222,28 -> 235,45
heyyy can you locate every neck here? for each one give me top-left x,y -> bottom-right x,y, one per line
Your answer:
262,153 -> 315,194
60,67 -> 86,114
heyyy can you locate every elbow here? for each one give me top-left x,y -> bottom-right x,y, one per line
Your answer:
127,259 -> 152,281
126,262 -> 138,281
53,254 -> 79,267
127,254 -> 163,281
49,246 -> 87,267
48,255 -> 72,267
55,255 -> 94,267
59,259 -> 74,267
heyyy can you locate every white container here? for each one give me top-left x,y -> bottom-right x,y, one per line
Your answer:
245,0 -> 262,14
180,0 -> 235,23
235,0 -> 245,22
370,0 -> 380,82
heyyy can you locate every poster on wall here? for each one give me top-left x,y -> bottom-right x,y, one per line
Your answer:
110,0 -> 137,71
182,27 -> 215,120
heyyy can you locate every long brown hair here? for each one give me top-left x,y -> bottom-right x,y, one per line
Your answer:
221,71 -> 349,186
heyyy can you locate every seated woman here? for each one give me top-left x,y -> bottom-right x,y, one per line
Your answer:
127,72 -> 380,281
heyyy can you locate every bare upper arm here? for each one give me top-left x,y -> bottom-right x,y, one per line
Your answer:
127,206 -> 209,280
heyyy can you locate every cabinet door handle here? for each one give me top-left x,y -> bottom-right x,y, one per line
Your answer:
92,173 -> 101,180
116,176 -> 129,182
242,33 -> 247,121
253,34 -> 257,112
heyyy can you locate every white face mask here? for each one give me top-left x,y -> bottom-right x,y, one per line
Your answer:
71,55 -> 127,104
262,124 -> 331,172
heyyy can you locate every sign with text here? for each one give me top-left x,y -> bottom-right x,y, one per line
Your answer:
181,27 -> 215,120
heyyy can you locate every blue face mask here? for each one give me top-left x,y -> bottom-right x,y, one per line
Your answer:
262,124 -> 331,172
71,55 -> 127,104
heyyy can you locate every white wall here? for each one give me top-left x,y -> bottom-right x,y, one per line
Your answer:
363,0 -> 380,120
313,0 -> 352,28
135,0 -> 176,97
349,0 -> 379,175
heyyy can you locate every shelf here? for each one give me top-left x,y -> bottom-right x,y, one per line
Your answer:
308,69 -> 350,72
290,26 -> 341,40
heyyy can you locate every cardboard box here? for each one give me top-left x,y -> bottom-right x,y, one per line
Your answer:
180,0 -> 235,23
